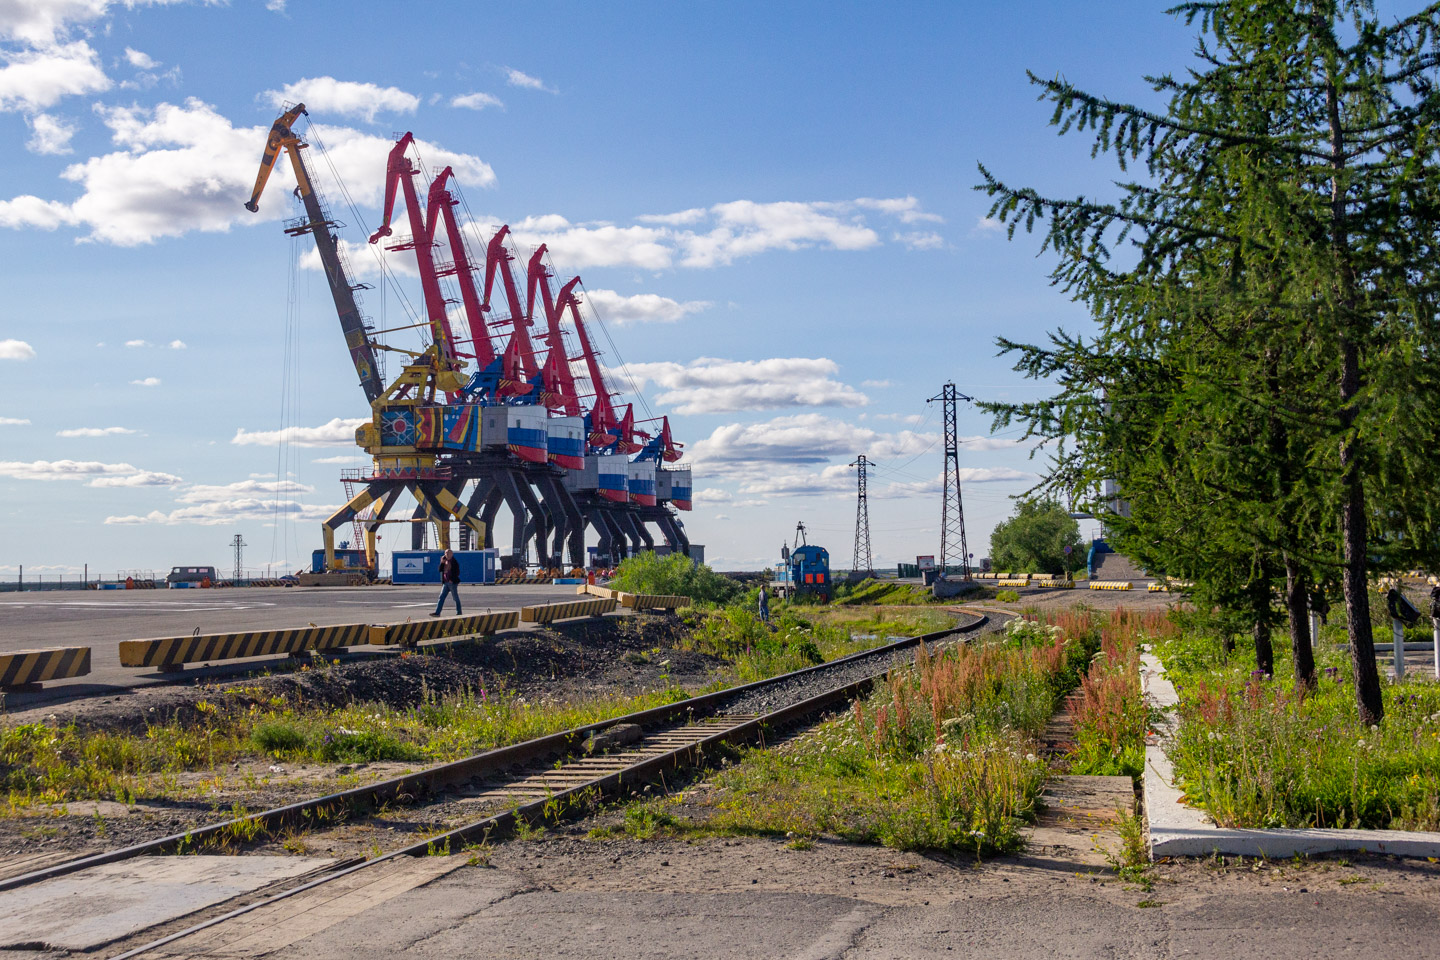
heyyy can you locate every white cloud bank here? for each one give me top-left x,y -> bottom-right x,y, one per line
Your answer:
25,112 -> 74,154
507,196 -> 939,271
231,417 -> 367,448
0,458 -> 180,486
452,91 -> 502,111
583,289 -> 710,326
617,357 -> 868,415
56,426 -> 137,437
263,77 -> 420,122
690,414 -> 937,471
0,339 -> 35,360
0,97 -> 494,245
0,417 -> 31,425
104,478 -> 337,525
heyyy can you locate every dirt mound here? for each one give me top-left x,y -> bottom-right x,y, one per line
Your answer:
13,614 -> 724,734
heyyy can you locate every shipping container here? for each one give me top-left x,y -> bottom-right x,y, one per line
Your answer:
391,549 -> 498,584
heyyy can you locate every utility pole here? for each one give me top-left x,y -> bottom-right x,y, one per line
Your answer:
849,455 -> 874,580
230,534 -> 246,583
927,382 -> 973,581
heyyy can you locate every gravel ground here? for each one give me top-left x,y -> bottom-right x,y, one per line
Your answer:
717,611 -> 1003,717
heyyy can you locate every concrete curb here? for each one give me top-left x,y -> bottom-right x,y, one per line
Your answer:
1140,649 -> 1440,859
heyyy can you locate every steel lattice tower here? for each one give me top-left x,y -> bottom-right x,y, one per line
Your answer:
849,455 -> 874,578
927,383 -> 973,580
230,534 -> 246,583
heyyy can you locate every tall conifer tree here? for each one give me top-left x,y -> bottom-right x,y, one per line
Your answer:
979,1 -> 1440,723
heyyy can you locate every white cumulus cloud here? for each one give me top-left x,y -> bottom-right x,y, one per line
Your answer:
263,77 -> 421,123
130,376 -> 160,386
25,112 -> 75,154
616,357 -> 868,415
504,67 -> 552,92
231,416 -> 367,448
168,338 -> 185,349
583,289 -> 710,326
0,339 -> 36,360
0,40 -> 109,111
123,47 -> 157,70
689,414 -> 937,473
452,91 -> 502,111
0,417 -> 31,425
56,426 -> 138,437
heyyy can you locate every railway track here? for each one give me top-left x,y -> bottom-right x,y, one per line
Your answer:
0,612 -> 996,957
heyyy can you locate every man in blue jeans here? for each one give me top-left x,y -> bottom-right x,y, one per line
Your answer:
431,548 -> 462,617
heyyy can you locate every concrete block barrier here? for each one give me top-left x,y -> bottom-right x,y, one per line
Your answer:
621,593 -> 691,610
119,624 -> 370,669
1089,580 -> 1133,591
368,611 -> 520,647
0,647 -> 91,688
520,597 -> 619,623
996,578 -> 1031,588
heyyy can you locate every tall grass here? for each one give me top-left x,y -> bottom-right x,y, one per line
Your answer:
700,614 -> 1097,856
1157,624 -> 1440,830
1067,608 -> 1172,777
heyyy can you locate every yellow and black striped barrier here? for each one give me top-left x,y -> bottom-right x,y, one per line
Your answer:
1041,580 -> 1075,589
621,593 -> 691,610
1,647 -> 91,688
119,623 -> 369,669
996,578 -> 1031,588
368,611 -> 520,647
1089,580 -> 1133,591
520,597 -> 619,623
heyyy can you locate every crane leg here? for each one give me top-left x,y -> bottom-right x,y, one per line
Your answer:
321,482 -> 385,571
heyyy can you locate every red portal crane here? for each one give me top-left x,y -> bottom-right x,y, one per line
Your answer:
367,133 -> 462,380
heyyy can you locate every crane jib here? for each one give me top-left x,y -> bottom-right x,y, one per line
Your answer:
243,108 -> 385,405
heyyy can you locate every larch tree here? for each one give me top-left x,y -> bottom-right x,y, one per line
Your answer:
977,0 -> 1440,723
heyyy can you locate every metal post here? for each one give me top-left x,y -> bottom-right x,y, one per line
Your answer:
1432,619 -> 1439,680
1393,618 -> 1406,680
83,563 -> 87,588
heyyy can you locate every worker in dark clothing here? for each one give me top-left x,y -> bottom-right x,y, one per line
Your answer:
757,586 -> 770,624
431,548 -> 462,617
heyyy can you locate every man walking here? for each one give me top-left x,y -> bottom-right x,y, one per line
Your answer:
432,548 -> 462,617
757,585 -> 770,624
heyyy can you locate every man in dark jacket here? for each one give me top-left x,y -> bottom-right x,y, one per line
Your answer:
431,548 -> 462,617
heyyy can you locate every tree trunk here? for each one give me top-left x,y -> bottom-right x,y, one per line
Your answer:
1285,556 -> 1316,690
1340,421 -> 1384,723
1252,616 -> 1275,676
1326,76 -> 1384,726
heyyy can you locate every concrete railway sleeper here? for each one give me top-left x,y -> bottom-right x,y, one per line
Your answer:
0,613 -> 992,909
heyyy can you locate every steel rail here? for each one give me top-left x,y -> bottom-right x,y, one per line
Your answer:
107,612 -> 990,960
1,614 -> 987,895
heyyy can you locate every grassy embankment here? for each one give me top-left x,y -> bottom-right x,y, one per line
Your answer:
613,609 -> 1104,856
0,563 -> 958,817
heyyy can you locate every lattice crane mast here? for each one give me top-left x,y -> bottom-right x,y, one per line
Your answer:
242,104 -> 384,403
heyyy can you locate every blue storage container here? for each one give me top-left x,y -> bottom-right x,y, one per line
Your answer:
391,549 -> 497,584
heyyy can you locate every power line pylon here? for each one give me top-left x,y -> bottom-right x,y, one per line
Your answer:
230,533 -> 247,583
927,382 -> 973,580
849,455 -> 874,580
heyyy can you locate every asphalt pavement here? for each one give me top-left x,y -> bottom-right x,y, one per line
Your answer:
0,583 -> 587,708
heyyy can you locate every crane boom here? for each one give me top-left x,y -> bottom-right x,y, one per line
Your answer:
428,167 -> 496,368
525,246 -> 581,416
368,134 -> 462,374
243,104 -> 385,403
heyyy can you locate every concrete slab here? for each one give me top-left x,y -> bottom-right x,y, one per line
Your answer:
0,854 -> 338,951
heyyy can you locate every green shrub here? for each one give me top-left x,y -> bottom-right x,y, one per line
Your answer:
610,553 -> 741,605
996,590 -> 1020,603
316,729 -> 424,764
251,721 -> 307,756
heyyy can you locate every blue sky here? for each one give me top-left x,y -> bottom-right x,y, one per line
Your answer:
0,0 -> 1199,578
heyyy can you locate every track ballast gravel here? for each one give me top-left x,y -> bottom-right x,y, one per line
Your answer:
716,611 -> 1007,718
